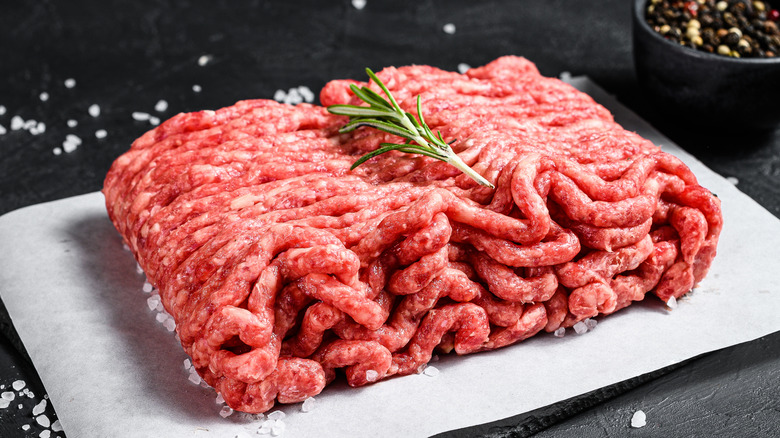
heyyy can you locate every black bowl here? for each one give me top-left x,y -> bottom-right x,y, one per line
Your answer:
632,0 -> 780,129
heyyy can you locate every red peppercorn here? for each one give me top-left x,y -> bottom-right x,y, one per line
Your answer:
769,9 -> 780,21
686,1 -> 699,17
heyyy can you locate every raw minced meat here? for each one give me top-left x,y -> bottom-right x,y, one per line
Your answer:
103,56 -> 721,413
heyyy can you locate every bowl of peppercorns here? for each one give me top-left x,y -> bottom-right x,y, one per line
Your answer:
633,0 -> 780,129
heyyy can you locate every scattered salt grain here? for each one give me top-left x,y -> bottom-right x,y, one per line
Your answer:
11,115 -> 24,130
284,88 -> 303,105
88,104 -> 101,117
132,111 -> 150,121
297,85 -> 314,103
365,369 -> 379,382
2,391 -> 15,401
154,99 -> 168,112
584,318 -> 598,331
573,321 -> 588,335
156,301 -> 165,312
301,396 -> 316,413
30,121 -> 46,135
215,392 -> 225,404
267,410 -> 285,421
142,282 -> 153,293
52,419 -> 63,432
36,414 -> 51,428
457,63 -> 471,74
443,23 -> 456,34
219,406 -> 234,418
21,424 -> 30,431
198,55 -> 213,66
553,327 -> 566,337
188,371 -> 202,385
631,410 -> 647,428
0,399 -> 9,409
423,365 -> 440,377
183,358 -> 192,370
156,312 -> 168,323
40,430 -> 51,438
136,262 -> 144,274
666,296 -> 678,310
0,105 -> 6,115
66,119 -> 77,128
0,124 -> 6,135
270,419 -> 286,436
39,92 -> 49,102
52,147 -> 62,155
193,84 -> 202,93
11,380 -> 24,391
146,295 -> 160,311
33,399 -> 47,416
150,116 -> 160,126
24,388 -> 34,398
352,0 -> 366,10
17,403 -> 22,409
163,317 -> 176,332
64,78 -> 76,88
273,89 -> 286,102
95,129 -> 107,139
726,176 -> 739,185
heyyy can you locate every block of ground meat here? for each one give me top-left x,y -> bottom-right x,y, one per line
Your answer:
103,56 -> 722,413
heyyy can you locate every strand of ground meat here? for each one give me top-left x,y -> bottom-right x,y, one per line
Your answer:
103,56 -> 722,413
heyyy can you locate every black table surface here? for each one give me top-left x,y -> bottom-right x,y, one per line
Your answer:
1,1 -> 779,437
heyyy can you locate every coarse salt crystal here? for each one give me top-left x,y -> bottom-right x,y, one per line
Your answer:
33,399 -> 47,415
423,365 -> 440,377
40,92 -> 49,102
17,403 -> 22,409
443,23 -> 456,34
352,0 -> 366,10
142,282 -> 153,293
553,327 -> 566,337
0,399 -> 9,409
53,147 -> 62,155
0,124 -> 6,135
0,105 -> 6,115
156,312 -> 168,323
258,421 -> 272,434
36,414 -> 51,428
21,424 -> 30,431
11,115 -> 24,130
631,410 -> 647,428
215,392 -> 225,404
146,295 -> 160,311
297,85 -> 314,103
154,99 -> 168,112
64,78 -> 76,88
67,119 -> 78,128
457,63 -> 471,74
301,396 -> 316,413
66,134 -> 82,145
666,296 -> 678,309
284,88 -> 303,105
40,430 -> 51,438
270,419 -> 286,436
163,318 -> 176,332
136,262 -> 144,274
192,84 -> 202,93
584,318 -> 598,331
273,89 -> 286,102
2,391 -> 15,401
188,372 -> 202,385
11,380 -> 24,391
573,321 -> 588,334
156,301 -> 164,312
726,176 -> 739,185
198,55 -> 213,66
266,410 -> 285,421
52,419 -> 62,432
149,116 -> 160,126
365,369 -> 379,382
132,111 -> 150,121
219,406 -> 234,418
95,129 -> 107,139
88,104 -> 101,117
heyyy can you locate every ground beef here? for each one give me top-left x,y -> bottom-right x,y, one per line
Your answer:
103,56 -> 722,413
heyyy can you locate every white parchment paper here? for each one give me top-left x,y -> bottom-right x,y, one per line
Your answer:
2,78 -> 780,437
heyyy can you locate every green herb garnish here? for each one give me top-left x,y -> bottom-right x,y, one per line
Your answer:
327,68 -> 494,189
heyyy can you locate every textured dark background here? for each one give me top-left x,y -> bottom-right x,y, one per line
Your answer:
0,1 -> 778,437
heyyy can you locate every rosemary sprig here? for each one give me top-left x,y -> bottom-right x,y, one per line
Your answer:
327,68 -> 494,189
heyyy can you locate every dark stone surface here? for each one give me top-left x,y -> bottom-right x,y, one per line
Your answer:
0,1 -> 778,437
